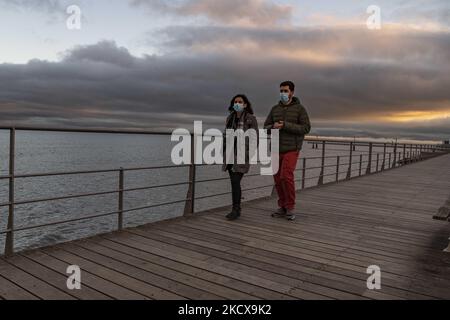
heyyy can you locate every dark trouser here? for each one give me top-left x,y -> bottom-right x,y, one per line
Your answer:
228,169 -> 244,208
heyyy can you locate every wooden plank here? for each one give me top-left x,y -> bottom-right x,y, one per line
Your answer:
201,212 -> 448,284
96,236 -> 293,300
237,210 -> 450,259
7,254 -> 109,300
131,228 -> 413,299
189,216 -> 429,265
60,242 -> 225,300
74,239 -> 259,300
241,201 -> 450,248
0,272 -> 38,300
194,212 -> 416,261
105,232 -> 325,299
137,223 -> 440,300
24,250 -> 149,300
0,258 -> 74,300
202,213 -> 445,261
148,223 -> 369,299
40,246 -> 184,300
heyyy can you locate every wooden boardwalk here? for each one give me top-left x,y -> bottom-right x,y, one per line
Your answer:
1,153 -> 450,300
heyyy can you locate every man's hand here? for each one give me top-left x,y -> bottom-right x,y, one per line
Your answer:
273,121 -> 284,129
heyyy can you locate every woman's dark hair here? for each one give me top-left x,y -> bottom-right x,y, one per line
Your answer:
228,94 -> 254,114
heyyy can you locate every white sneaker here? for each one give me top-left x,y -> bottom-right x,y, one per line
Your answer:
286,210 -> 296,221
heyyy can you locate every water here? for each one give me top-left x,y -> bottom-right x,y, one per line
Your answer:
0,130 -> 435,253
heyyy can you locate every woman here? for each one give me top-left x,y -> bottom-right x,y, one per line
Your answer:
222,94 -> 259,221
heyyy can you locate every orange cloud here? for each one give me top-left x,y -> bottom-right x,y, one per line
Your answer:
379,110 -> 450,123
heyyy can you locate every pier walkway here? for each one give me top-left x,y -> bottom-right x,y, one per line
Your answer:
1,153 -> 450,300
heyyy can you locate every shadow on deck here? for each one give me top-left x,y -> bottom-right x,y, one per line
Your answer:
1,154 -> 450,300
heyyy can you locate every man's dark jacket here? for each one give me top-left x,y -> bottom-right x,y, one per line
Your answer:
264,97 -> 311,154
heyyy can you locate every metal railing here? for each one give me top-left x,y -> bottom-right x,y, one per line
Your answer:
0,126 -> 447,256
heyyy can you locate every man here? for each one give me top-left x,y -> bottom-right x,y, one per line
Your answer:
264,81 -> 311,221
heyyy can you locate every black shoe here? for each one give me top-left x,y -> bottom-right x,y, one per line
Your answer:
226,206 -> 241,221
272,207 -> 287,218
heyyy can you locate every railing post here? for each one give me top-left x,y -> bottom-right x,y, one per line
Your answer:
388,153 -> 392,170
359,154 -> 363,176
318,141 -> 326,185
392,143 -> 398,168
302,158 -> 306,189
184,134 -> 196,216
410,144 -> 413,163
382,143 -> 386,171
403,144 -> 406,164
346,142 -> 353,180
5,128 -> 15,257
376,153 -> 380,172
190,164 -> 196,214
336,156 -> 340,183
118,168 -> 124,231
366,142 -> 373,174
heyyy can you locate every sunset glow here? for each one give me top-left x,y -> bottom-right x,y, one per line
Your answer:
381,110 -> 450,123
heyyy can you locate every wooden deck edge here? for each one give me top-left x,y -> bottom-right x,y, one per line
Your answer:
433,194 -> 450,221
433,207 -> 450,221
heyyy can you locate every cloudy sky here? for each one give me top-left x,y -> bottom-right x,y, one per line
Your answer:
0,0 -> 449,141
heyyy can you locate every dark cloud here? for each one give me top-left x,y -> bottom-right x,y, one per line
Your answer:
1,22 -> 450,141
62,41 -> 136,67
156,25 -> 450,66
149,25 -> 450,120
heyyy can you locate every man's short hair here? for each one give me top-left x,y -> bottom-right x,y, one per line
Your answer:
280,81 -> 295,92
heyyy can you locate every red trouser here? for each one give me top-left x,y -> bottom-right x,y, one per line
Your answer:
274,150 -> 299,211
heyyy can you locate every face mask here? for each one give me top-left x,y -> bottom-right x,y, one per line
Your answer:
280,93 -> 290,104
233,103 -> 244,112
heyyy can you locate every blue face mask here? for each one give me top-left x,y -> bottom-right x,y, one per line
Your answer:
280,93 -> 290,104
233,103 -> 244,112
